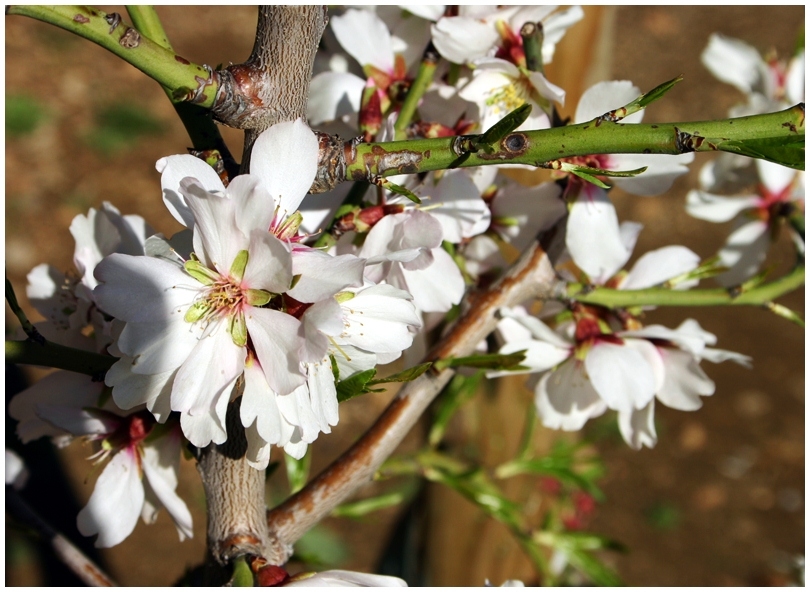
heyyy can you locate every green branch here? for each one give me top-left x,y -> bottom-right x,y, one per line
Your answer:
393,46 -> 439,141
7,5 -> 219,108
6,339 -> 116,377
124,6 -> 237,175
565,265 -> 805,322
343,104 -> 805,180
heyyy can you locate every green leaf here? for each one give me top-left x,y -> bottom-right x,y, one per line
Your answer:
335,368 -> 379,403
184,259 -> 218,285
285,449 -> 311,495
293,526 -> 349,568
478,103 -> 532,147
429,372 -> 482,447
594,76 -> 682,123
331,484 -> 416,519
633,75 -> 683,111
717,136 -> 805,170
378,178 -> 421,204
433,350 -> 527,372
367,362 -> 432,386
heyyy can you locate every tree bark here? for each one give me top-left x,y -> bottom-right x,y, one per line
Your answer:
196,5 -> 328,572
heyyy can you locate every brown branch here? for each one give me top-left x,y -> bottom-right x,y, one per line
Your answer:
196,6 -> 328,571
266,223 -> 566,561
209,6 -> 328,172
6,487 -> 117,586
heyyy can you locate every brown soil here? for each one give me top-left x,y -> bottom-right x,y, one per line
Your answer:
5,6 -> 804,587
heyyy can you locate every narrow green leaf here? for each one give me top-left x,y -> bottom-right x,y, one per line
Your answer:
331,484 -> 416,519
478,103 -> 532,147
429,372 -> 483,447
285,449 -> 311,495
718,136 -> 805,170
433,350 -> 527,372
367,362 -> 432,386
636,75 -> 683,110
335,368 -> 378,403
597,76 -> 682,122
562,162 -> 648,179
378,178 -> 421,204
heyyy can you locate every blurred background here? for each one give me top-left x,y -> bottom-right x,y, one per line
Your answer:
6,6 -> 804,586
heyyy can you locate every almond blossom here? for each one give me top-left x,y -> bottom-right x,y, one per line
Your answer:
686,159 -> 804,285
359,209 -> 465,314
94,120 -> 367,455
490,308 -> 750,447
26,202 -> 154,352
8,373 -> 192,548
429,5 -> 584,68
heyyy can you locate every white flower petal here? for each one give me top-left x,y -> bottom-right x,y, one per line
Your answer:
245,308 -> 306,396
141,438 -> 194,541
621,246 -> 700,290
250,119 -> 320,216
243,230 -> 293,294
536,359 -> 607,430
618,402 -> 657,450
566,187 -> 631,283
686,190 -> 760,222
156,154 -> 226,228
611,152 -> 693,196
287,250 -> 365,303
575,81 -> 640,124
94,254 -> 196,323
702,33 -> 765,95
585,340 -> 656,412
171,325 -> 245,416
431,16 -> 499,64
332,9 -> 394,72
308,71 -> 365,126
284,569 -> 408,587
77,450 -> 144,548
716,220 -> 770,286
655,348 -> 714,411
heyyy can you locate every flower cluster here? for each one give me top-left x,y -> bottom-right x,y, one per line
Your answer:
9,6 -> 787,560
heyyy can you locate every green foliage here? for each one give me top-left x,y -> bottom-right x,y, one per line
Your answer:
293,525 -> 350,568
6,94 -> 47,137
331,481 -> 418,519
717,135 -> 805,171
285,449 -> 311,495
335,363 -> 433,403
645,501 -> 681,531
85,102 -> 164,154
429,372 -> 483,446
432,350 -> 527,371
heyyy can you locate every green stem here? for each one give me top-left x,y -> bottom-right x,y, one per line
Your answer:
393,46 -> 439,141
565,264 -> 805,309
520,21 -> 545,74
344,105 -> 805,179
124,5 -> 237,175
6,339 -> 116,376
8,5 -> 219,108
125,5 -> 171,49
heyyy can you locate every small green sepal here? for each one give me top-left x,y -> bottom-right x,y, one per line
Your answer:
245,289 -> 272,307
184,259 -> 219,285
229,312 -> 248,347
229,249 -> 249,282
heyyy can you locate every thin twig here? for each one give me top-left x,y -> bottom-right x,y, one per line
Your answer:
266,224 -> 565,562
6,487 -> 117,586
